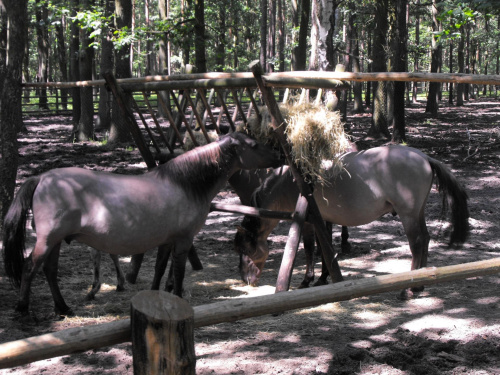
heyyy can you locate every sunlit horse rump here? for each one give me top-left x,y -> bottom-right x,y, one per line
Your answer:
2,132 -> 283,316
234,145 -> 470,299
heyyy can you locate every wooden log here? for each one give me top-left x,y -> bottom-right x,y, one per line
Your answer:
209,202 -> 293,221
0,258 -> 499,369
275,194 -> 309,293
21,72 -> 500,90
102,72 -> 157,169
131,291 -> 196,375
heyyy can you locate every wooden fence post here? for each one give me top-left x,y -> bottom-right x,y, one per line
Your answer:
131,290 -> 196,375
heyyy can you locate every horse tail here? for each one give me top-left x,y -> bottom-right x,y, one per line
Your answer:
427,157 -> 470,246
2,176 -> 40,287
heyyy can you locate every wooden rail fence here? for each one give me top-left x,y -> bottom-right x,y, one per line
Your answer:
0,258 -> 498,371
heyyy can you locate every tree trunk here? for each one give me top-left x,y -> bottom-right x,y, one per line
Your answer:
456,25 -> 465,106
367,0 -> 390,140
352,13 -> 364,113
55,16 -> 68,110
412,0 -> 420,103
70,0 -> 81,124
158,0 -> 169,74
448,39 -> 453,104
214,3 -> 226,72
309,0 -> 337,72
259,0 -> 267,69
75,0 -> 94,142
35,0 -> 49,110
96,0 -> 114,131
425,0 -> 442,115
194,0 -> 207,73
109,0 -> 133,144
391,0 -> 408,143
267,0 -> 276,72
292,0 -> 310,71
0,0 -> 28,230
277,0 -> 285,72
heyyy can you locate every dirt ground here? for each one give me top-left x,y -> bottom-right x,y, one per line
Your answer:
0,98 -> 499,375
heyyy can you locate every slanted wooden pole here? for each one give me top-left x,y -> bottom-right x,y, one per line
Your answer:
275,194 -> 309,292
102,71 -> 157,169
131,290 -> 196,375
250,61 -> 344,288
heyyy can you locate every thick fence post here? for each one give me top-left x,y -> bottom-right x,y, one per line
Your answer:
131,290 -> 196,375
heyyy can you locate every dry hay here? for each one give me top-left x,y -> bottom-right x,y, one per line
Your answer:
183,130 -> 219,151
247,103 -> 350,184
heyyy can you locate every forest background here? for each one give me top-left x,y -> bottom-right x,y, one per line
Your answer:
0,0 -> 500,230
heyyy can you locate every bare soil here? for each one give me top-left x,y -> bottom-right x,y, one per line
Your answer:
0,99 -> 499,375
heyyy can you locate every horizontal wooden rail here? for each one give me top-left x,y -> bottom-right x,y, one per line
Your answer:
210,202 -> 294,221
0,257 -> 499,369
21,72 -> 500,90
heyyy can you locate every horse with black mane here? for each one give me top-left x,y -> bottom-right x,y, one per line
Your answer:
2,132 -> 283,315
234,145 -> 470,299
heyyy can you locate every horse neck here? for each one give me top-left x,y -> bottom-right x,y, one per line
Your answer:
158,142 -> 237,203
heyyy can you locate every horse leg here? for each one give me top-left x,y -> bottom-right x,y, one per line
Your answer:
16,240 -> 56,315
42,242 -> 72,316
110,254 -> 126,292
171,239 -> 193,298
86,248 -> 102,301
341,226 -> 351,254
126,253 -> 145,284
313,222 -> 332,286
187,245 -> 203,271
151,244 -> 172,290
164,261 -> 174,292
399,215 -> 430,300
299,223 -> 316,288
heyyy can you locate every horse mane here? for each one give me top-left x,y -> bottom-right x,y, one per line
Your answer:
153,137 -> 236,200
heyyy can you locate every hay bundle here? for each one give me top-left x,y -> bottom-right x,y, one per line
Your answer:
183,131 -> 219,151
247,103 -> 350,184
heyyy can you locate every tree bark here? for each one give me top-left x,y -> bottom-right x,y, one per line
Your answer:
259,0 -> 267,69
35,0 -> 49,110
292,0 -> 310,71
391,0 -> 408,143
96,0 -> 114,130
70,0 -> 81,124
0,0 -> 28,230
267,0 -> 276,72
367,0 -> 390,139
109,0 -> 133,144
194,0 -> 207,73
55,16 -> 68,110
309,0 -> 337,72
456,25 -> 465,106
75,0 -> 94,141
425,0 -> 442,116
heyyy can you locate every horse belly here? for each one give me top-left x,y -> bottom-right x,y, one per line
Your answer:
314,174 -> 394,227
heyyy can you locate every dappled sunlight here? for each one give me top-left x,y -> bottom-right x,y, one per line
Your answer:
369,258 -> 411,274
352,309 -> 391,329
230,284 -> 275,298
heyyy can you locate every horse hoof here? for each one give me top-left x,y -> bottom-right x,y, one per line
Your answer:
55,306 -> 74,317
298,282 -> 311,289
411,286 -> 425,294
313,279 -> 329,287
85,293 -> 96,301
398,289 -> 414,300
341,243 -> 352,254
116,285 -> 126,292
126,273 -> 138,284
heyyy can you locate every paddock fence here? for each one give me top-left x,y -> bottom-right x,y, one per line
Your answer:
7,70 -> 500,373
0,258 -> 498,372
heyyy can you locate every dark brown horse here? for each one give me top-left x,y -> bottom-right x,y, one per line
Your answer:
2,132 -> 283,315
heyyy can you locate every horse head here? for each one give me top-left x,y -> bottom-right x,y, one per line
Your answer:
225,132 -> 284,171
234,222 -> 268,286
